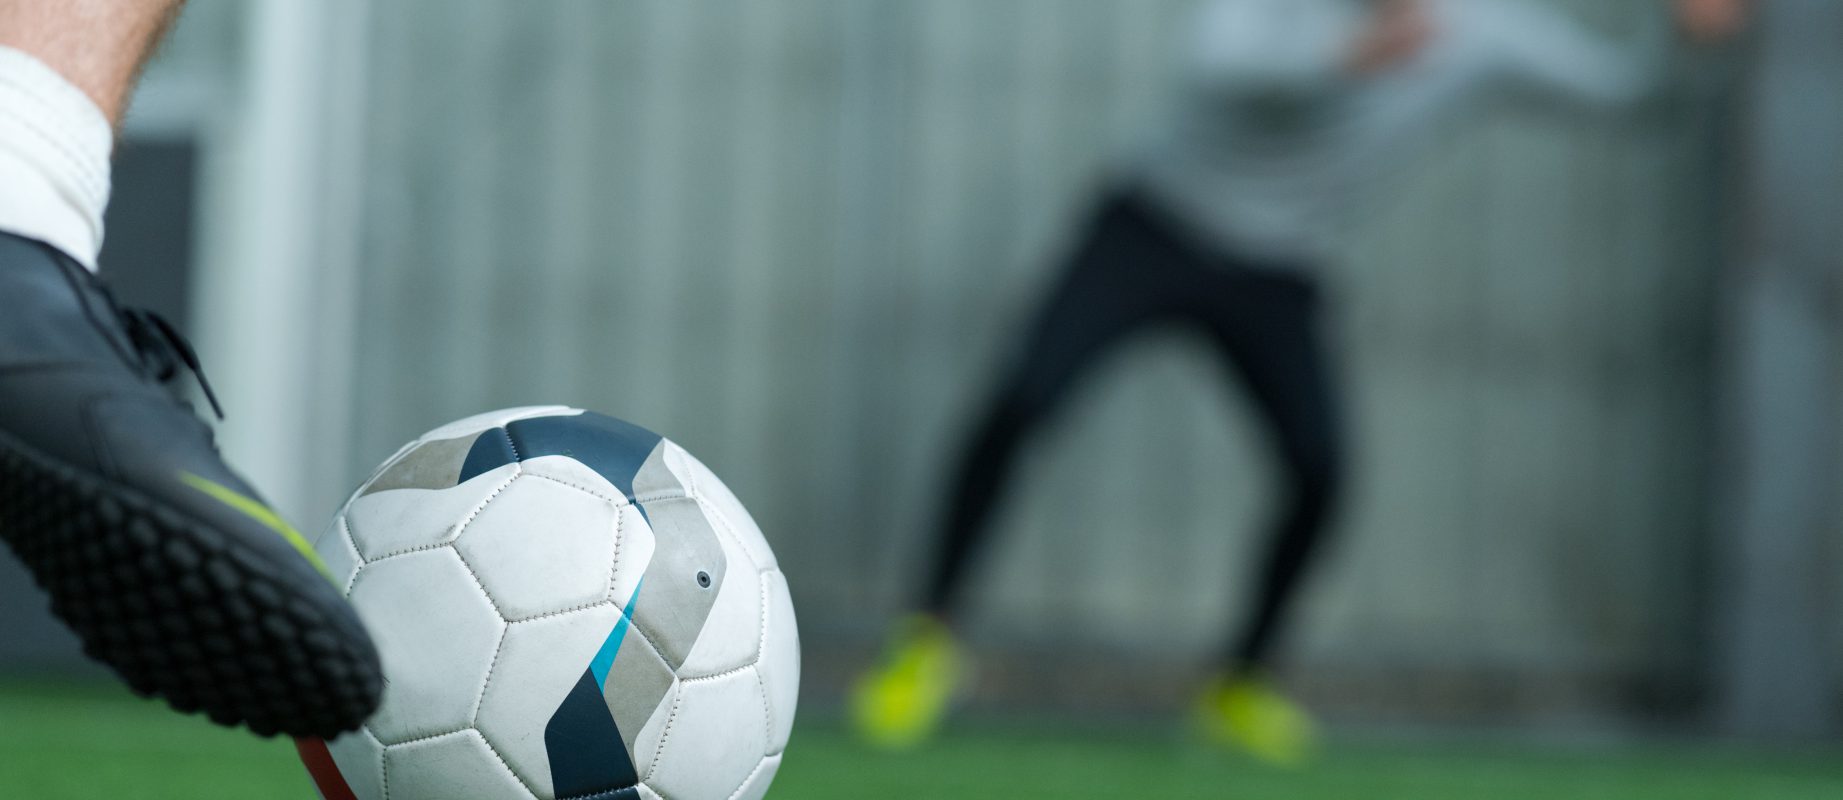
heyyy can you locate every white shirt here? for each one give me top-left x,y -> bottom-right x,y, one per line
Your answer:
1137,0 -> 1666,265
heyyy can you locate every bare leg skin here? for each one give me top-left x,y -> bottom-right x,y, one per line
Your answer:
0,0 -> 187,125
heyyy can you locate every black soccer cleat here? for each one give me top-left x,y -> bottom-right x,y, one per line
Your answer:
0,233 -> 382,738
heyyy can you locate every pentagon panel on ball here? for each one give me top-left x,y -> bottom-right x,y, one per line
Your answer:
295,407 -> 800,800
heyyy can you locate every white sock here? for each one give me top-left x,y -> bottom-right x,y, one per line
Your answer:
0,46 -> 113,272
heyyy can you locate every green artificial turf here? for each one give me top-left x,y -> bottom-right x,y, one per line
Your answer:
1,681 -> 1838,800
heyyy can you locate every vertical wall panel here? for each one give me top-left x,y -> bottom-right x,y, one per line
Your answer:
342,0 -> 1723,707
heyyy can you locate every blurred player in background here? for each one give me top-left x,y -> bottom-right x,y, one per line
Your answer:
1676,0 -> 1751,40
855,0 -> 1671,765
0,0 -> 380,737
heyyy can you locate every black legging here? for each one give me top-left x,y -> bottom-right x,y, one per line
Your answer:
921,190 -> 1345,670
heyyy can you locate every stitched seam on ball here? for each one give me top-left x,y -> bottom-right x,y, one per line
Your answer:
620,608 -> 672,674
352,540 -> 450,566
693,495 -> 767,574
677,447 -> 699,497
360,436 -> 423,490
605,491 -> 623,604
515,472 -> 627,612
356,725 -> 387,796
557,782 -> 646,800
632,489 -> 690,504
457,466 -> 522,534
679,662 -> 755,684
678,568 -> 771,683
337,515 -> 363,593
469,623 -> 510,725
587,505 -> 669,668
756,571 -> 770,667
505,598 -> 618,625
726,756 -> 772,800
500,427 -> 519,461
755,666 -> 773,755
364,469 -> 520,563
486,553 -> 659,658
376,725 -> 472,749
525,472 -> 690,510
339,515 -> 360,564
473,728 -> 540,800
645,686 -> 685,782
379,728 -> 536,800
756,574 -> 774,742
525,472 -> 622,505
448,543 -> 510,622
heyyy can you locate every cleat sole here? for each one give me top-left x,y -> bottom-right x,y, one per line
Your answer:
0,429 -> 382,738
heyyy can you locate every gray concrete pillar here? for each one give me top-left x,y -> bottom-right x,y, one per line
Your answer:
1713,0 -> 1843,739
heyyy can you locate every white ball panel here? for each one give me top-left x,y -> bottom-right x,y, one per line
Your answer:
645,667 -> 768,800
475,605 -> 626,798
633,680 -> 679,783
656,440 -> 701,490
758,570 -> 800,753
609,503 -> 653,608
315,409 -> 795,800
455,474 -> 618,620
602,634 -> 678,781
682,453 -> 775,572
344,464 -> 518,561
349,550 -> 506,744
324,730 -> 385,800
675,547 -> 764,678
312,517 -> 362,593
515,454 -> 625,503
383,729 -> 534,800
731,755 -> 782,800
419,405 -> 580,441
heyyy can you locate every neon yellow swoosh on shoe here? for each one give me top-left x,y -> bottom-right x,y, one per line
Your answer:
180,472 -> 332,581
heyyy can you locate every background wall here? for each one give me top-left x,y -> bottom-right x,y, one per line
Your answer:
329,0 -> 1730,724
4,0 -> 1831,735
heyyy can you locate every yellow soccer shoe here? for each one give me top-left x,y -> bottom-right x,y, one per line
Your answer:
1195,672 -> 1319,767
850,615 -> 965,749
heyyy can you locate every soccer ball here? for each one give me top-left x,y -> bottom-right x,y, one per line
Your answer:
294,407 -> 799,800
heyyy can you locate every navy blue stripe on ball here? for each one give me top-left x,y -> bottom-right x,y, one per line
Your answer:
457,427 -> 519,484
559,788 -> 642,800
502,413 -> 662,503
455,412 -> 664,514
485,411 -> 666,797
545,669 -> 640,798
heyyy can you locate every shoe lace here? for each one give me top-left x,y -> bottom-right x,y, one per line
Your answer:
118,307 -> 226,421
